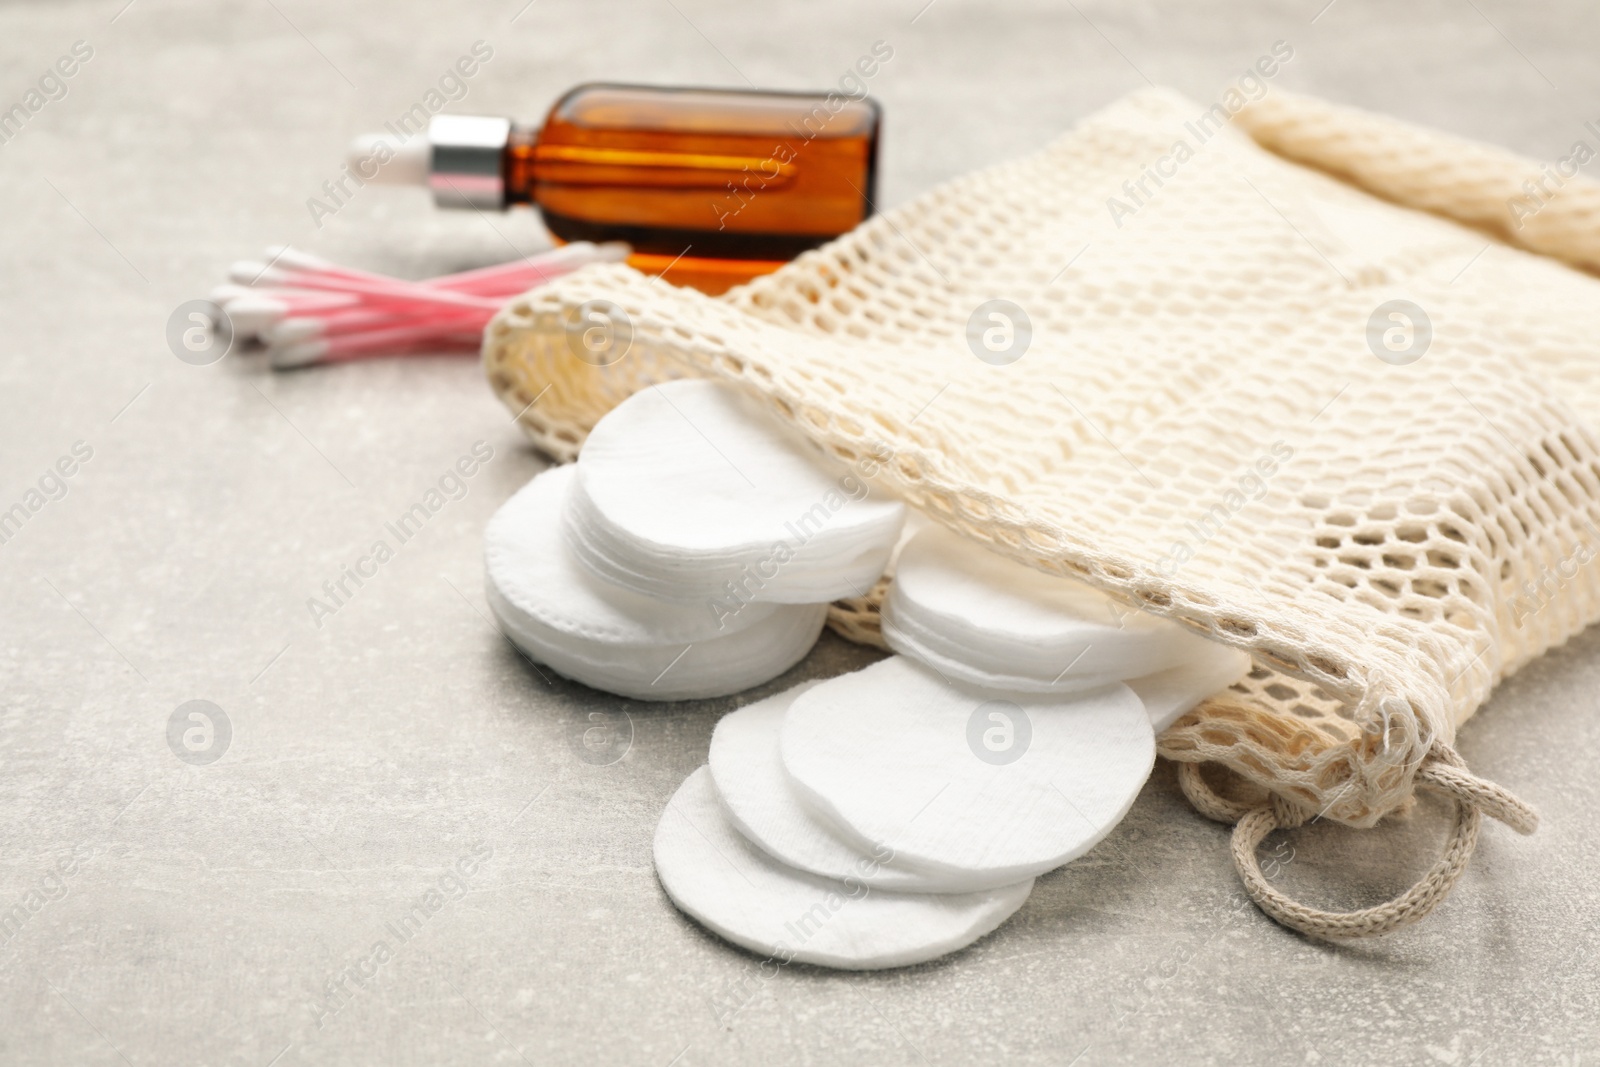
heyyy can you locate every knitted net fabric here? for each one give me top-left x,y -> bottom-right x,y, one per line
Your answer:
482,88 -> 1599,909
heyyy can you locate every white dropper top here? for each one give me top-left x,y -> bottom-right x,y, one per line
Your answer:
346,116 -> 512,209
346,134 -> 430,187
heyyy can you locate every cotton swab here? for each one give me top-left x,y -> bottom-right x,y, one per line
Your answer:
265,302 -> 493,366
228,261 -> 505,312
207,287 -> 359,338
263,301 -> 484,344
261,242 -> 624,294
271,327 -> 487,369
209,241 -> 631,368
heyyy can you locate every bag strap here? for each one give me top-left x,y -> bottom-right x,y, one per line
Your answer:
1177,746 -> 1537,939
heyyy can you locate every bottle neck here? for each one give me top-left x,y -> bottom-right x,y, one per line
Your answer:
504,125 -> 538,206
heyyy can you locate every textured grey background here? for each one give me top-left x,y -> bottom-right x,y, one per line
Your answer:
1,0 -> 1597,1063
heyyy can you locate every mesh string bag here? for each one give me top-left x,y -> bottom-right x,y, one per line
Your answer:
481,86 -> 1600,939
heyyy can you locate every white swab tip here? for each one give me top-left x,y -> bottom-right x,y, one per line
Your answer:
228,260 -> 288,286
223,296 -> 289,335
262,318 -> 325,346
270,339 -> 330,370
262,245 -> 330,272
208,284 -> 248,307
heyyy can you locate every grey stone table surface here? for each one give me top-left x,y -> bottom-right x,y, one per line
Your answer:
1,0 -> 1597,1063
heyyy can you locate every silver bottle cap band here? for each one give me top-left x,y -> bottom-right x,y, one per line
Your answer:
428,115 -> 512,210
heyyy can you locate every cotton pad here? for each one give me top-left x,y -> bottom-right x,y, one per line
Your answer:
710,682 -> 1025,893
654,767 -> 1033,970
485,465 -> 827,701
781,656 -> 1154,883
1130,647 -> 1253,732
881,524 -> 1222,693
566,379 -> 906,605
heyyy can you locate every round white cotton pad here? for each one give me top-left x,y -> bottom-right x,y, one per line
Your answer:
1130,647 -> 1253,733
485,465 -> 827,701
881,524 -> 1221,693
781,657 -> 1154,883
567,379 -> 905,604
710,682 -> 1025,893
654,767 -> 1033,970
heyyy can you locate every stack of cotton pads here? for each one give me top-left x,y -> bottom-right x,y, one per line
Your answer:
484,466 -> 830,700
562,379 -> 905,605
478,375 -> 1253,968
656,669 -> 1048,971
484,378 -> 906,701
651,508 -> 1250,971
882,524 -> 1252,731
656,639 -> 1248,970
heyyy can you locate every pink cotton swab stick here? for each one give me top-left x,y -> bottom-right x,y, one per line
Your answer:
255,243 -> 626,307
229,268 -> 494,355
261,289 -> 490,336
208,286 -> 361,340
229,261 -> 505,313
265,301 -> 489,345
262,242 -> 627,295
217,241 -> 630,368
271,325 -> 486,368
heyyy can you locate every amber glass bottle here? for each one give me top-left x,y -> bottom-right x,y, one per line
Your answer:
354,84 -> 882,294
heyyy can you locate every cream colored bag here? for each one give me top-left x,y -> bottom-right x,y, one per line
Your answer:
482,87 -> 1600,938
